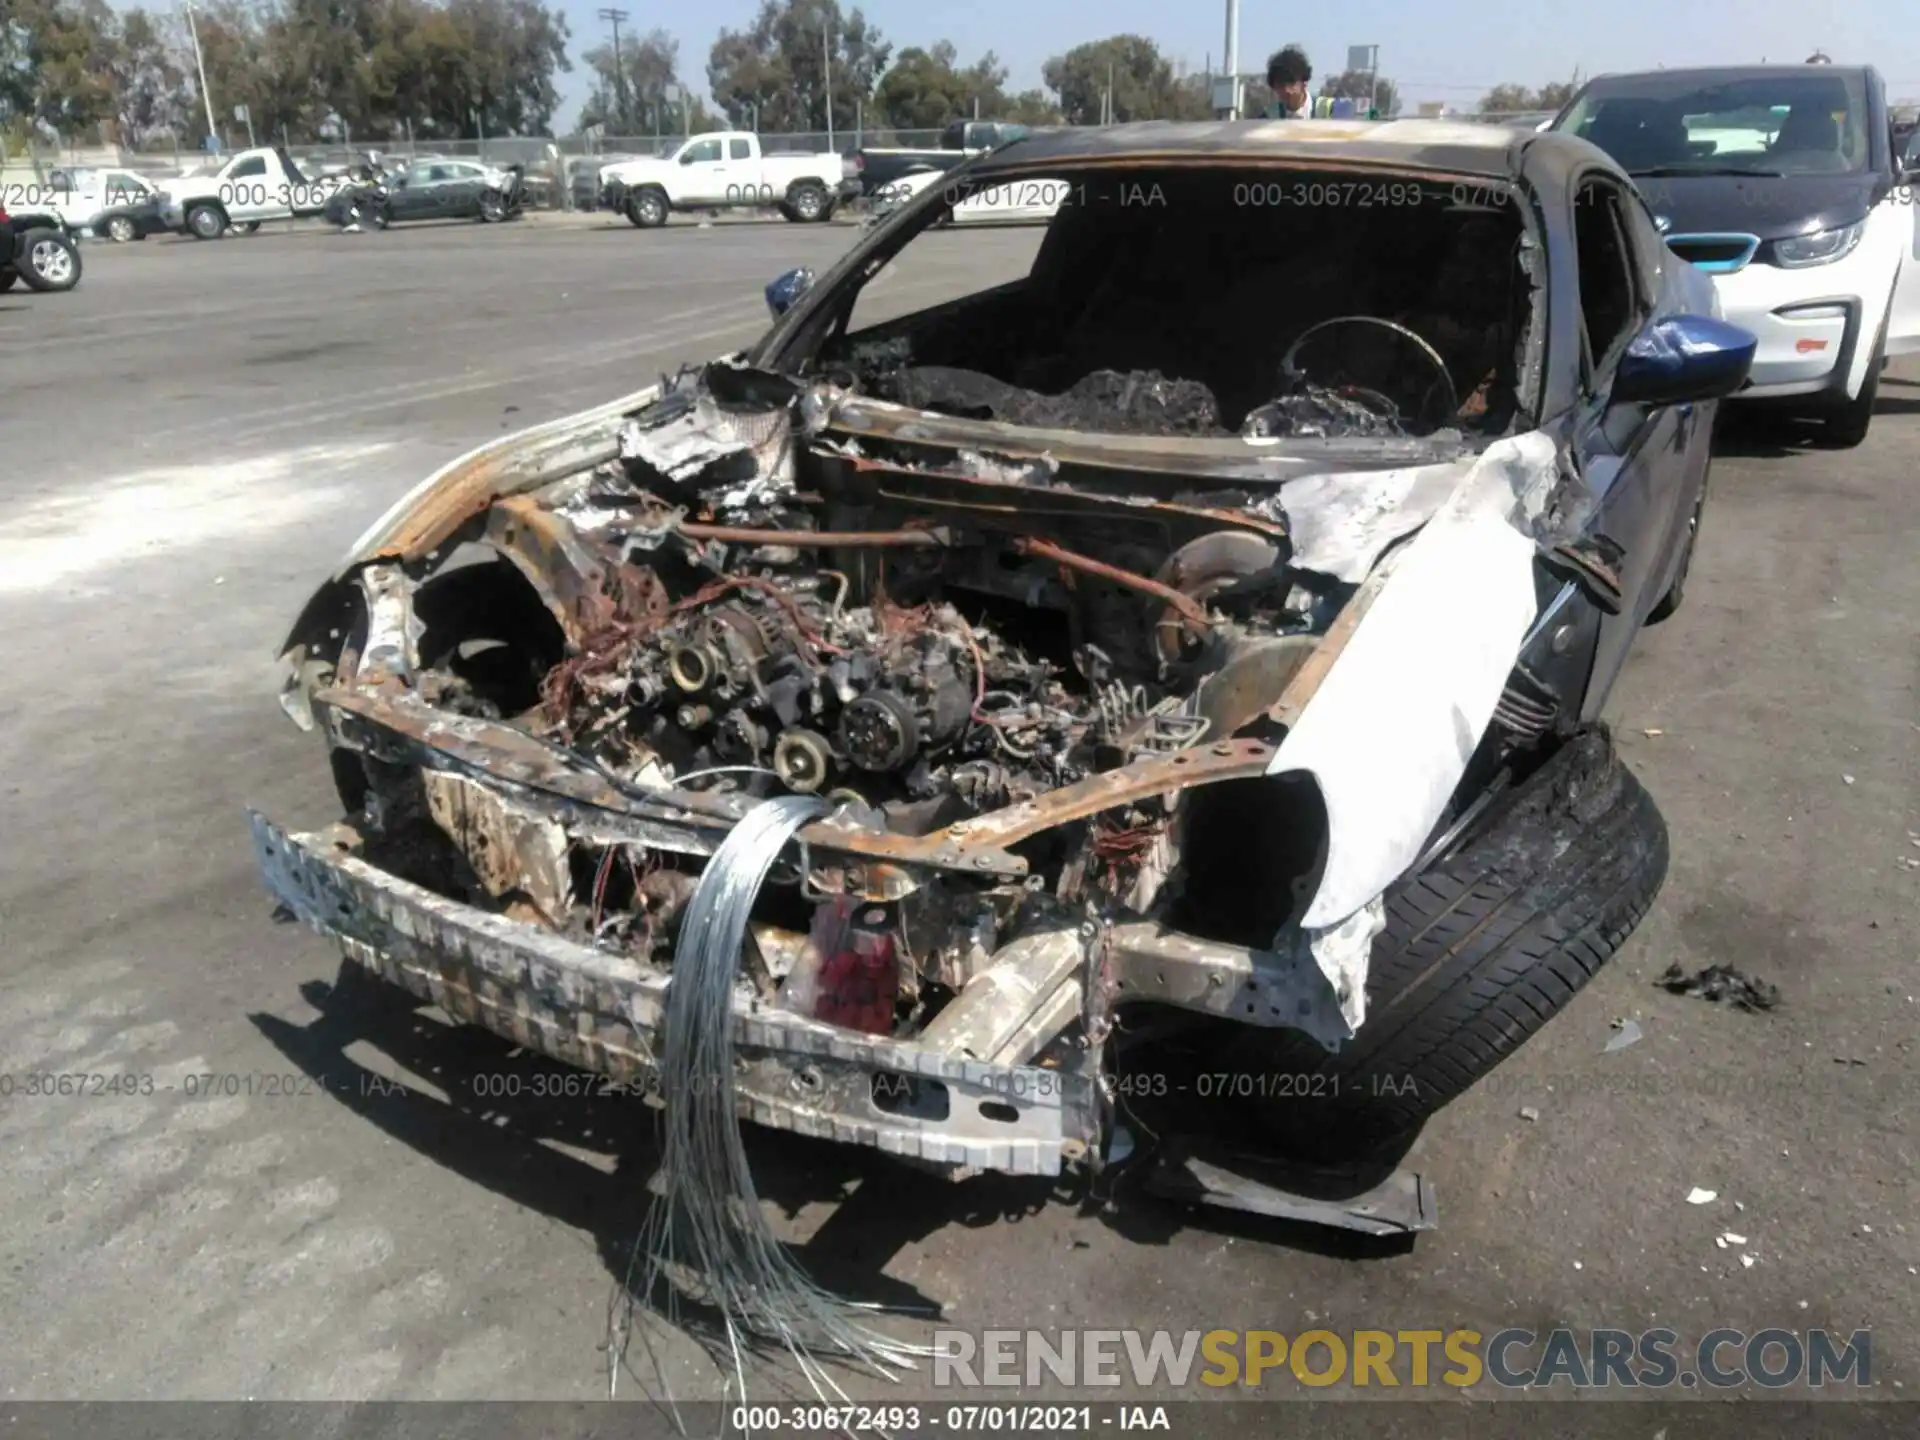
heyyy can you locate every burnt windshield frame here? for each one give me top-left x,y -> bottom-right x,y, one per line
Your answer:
752,159 -> 1548,442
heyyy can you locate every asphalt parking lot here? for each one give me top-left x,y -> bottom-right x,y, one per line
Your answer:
1,216 -> 1917,1423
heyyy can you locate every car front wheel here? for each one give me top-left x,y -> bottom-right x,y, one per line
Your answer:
1816,351 -> 1881,448
627,188 -> 668,228
18,228 -> 82,291
106,215 -> 137,243
1217,726 -> 1668,1160
185,203 -> 227,239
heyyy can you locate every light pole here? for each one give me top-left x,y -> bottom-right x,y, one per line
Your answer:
181,1 -> 219,146
598,9 -> 630,131
1222,0 -> 1241,118
823,17 -> 835,152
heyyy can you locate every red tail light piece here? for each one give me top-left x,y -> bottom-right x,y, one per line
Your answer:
805,898 -> 898,1035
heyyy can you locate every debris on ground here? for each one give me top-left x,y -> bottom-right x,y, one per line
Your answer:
1657,963 -> 1781,1012
1519,1105 -> 1540,1122
1686,1187 -> 1717,1205
1604,1018 -> 1643,1053
1642,727 -> 1664,737
1722,1232 -> 1748,1245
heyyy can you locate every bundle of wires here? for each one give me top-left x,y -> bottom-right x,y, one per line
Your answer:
612,793 -> 933,1414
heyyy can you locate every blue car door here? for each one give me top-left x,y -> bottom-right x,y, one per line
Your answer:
1567,171 -> 1696,718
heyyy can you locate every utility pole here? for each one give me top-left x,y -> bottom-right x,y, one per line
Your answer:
182,2 -> 219,147
1222,0 -> 1241,118
823,17 -> 835,152
598,9 -> 630,131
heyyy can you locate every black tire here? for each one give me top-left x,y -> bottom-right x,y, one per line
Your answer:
627,187 -> 668,228
185,202 -> 227,239
0,266 -> 16,292
787,181 -> 831,223
238,220 -> 261,234
1813,302 -> 1888,449
1221,726 -> 1668,1159
1816,351 -> 1880,448
17,228 -> 81,292
478,191 -> 506,223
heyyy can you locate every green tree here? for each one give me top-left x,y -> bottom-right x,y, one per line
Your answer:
0,0 -> 119,134
1479,81 -> 1576,117
177,0 -> 568,145
441,0 -> 570,135
1002,87 -> 1061,127
1040,35 -> 1199,125
1534,80 -> 1575,113
872,41 -> 1007,129
111,8 -> 192,143
708,0 -> 889,133
576,27 -> 679,132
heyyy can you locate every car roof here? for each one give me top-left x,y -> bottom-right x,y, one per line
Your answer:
1579,63 -> 1875,87
971,117 -> 1566,181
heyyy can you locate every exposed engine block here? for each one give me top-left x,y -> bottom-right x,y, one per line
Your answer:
613,582 -> 1097,829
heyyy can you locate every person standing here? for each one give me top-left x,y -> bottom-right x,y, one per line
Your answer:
1262,47 -> 1313,117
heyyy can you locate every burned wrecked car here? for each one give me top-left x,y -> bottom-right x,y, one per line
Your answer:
253,121 -> 1754,1188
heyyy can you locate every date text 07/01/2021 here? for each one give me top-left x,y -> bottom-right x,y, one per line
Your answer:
728,1404 -> 1171,1432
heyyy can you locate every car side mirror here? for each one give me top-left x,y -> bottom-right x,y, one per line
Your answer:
1611,314 -> 1756,407
764,266 -> 815,319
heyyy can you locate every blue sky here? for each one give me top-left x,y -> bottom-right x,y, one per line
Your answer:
552,0 -> 1920,127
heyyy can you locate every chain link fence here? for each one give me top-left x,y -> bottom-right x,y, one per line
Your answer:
0,110 -> 1629,200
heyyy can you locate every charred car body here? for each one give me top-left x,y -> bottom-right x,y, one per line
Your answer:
254,121 -> 1753,1182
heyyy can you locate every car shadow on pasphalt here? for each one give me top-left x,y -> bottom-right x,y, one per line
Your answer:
248,959 -> 1405,1315
1714,387 -> 1920,456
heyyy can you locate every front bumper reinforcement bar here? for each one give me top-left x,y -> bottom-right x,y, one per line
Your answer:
249,809 -> 1098,1176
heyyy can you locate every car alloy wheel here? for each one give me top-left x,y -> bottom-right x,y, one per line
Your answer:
187,205 -> 225,239
635,191 -> 667,226
26,234 -> 77,288
106,216 -> 137,243
792,185 -> 826,221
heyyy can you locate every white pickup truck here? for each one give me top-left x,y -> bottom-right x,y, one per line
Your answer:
599,132 -> 842,228
155,147 -> 351,239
